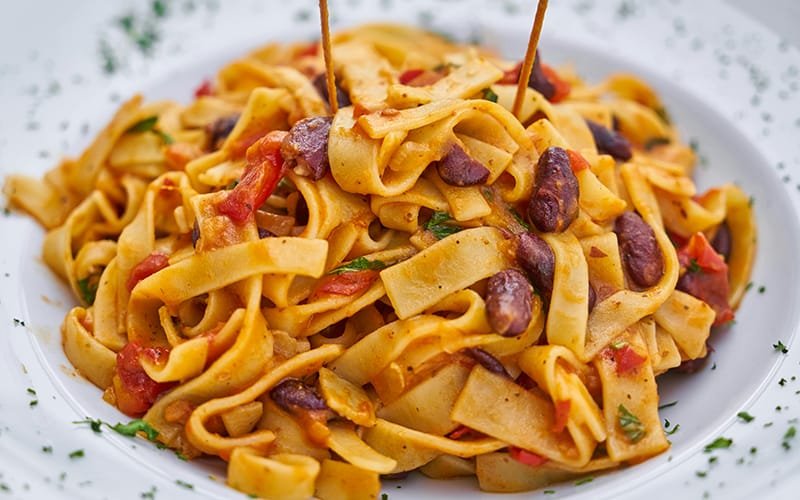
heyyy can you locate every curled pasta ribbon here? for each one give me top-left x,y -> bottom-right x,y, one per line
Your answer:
518,345 -> 606,467
584,164 -> 680,360
228,448 -> 320,500
185,344 -> 344,459
330,99 -> 536,200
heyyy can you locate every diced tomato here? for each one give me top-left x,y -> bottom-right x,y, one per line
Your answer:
127,252 -> 170,292
399,69 -> 425,85
499,62 -> 522,85
164,142 -> 203,170
603,344 -> 647,375
677,232 -> 733,325
218,131 -> 288,224
509,447 -> 548,467
297,42 -> 319,58
314,270 -> 378,298
448,425 -> 473,440
552,400 -> 571,433
115,342 -> 175,416
194,79 -> 214,98
566,149 -> 590,173
541,64 -> 571,103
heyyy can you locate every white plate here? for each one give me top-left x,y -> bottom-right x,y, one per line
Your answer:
1,0 -> 800,498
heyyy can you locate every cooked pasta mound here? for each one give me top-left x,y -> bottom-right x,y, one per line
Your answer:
4,24 -> 756,498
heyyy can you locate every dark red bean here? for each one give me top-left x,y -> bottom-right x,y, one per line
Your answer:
281,116 -> 333,180
614,212 -> 664,288
586,119 -> 632,161
312,73 -> 351,109
528,147 -> 579,233
436,143 -> 490,186
711,222 -> 732,261
527,50 -> 556,101
486,269 -> 533,337
206,114 -> 240,151
464,348 -> 510,377
270,378 -> 328,412
516,232 -> 555,301
191,221 -> 200,248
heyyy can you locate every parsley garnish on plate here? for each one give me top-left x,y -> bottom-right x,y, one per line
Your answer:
658,400 -> 678,410
618,404 -> 646,443
126,116 -> 158,133
77,274 -> 101,305
111,419 -> 160,441
69,449 -> 85,459
424,211 -> 462,240
73,418 -> 104,433
575,477 -> 593,486
482,87 -> 499,103
175,480 -> 194,490
329,257 -> 387,275
783,426 -> 796,450
687,258 -> 702,274
704,437 -> 733,453
773,341 -> 789,354
737,411 -> 755,423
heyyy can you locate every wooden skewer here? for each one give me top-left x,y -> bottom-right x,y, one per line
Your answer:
512,0 -> 549,119
319,0 -> 338,114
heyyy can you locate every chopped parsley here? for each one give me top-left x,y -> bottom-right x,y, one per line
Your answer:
737,411 -> 755,423
13,318 -> 25,327
773,341 -> 789,354
126,116 -> 159,133
779,378 -> 788,386
758,285 -> 766,294
543,491 -> 556,495
329,257 -> 387,275
111,419 -> 160,441
381,494 -> 389,500
175,480 -> 193,490
644,137 -> 671,150
783,426 -> 796,450
42,445 -> 53,454
26,388 -> 36,396
424,211 -> 462,240
155,130 -> 175,145
618,404 -> 646,443
704,437 -> 732,453
655,106 -> 671,124
69,449 -> 85,459
658,401 -> 678,410
686,258 -> 702,274
695,470 -> 707,478
708,456 -> 718,464
77,274 -> 101,305
140,486 -> 157,499
482,87 -> 499,103
509,207 -> 531,230
575,477 -> 593,486
665,422 -> 680,436
73,418 -> 104,433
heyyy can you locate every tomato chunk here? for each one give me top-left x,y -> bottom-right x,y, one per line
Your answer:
218,131 -> 288,224
399,69 -> 425,85
677,232 -> 733,325
115,342 -> 174,416
499,63 -> 522,85
566,149 -> 590,173
194,79 -> 214,98
313,270 -> 378,298
509,447 -> 548,467
126,252 -> 170,292
552,400 -> 571,433
603,344 -> 647,375
541,64 -> 571,103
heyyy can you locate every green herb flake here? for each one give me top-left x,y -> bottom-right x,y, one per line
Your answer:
575,477 -> 593,486
42,445 -> 53,454
695,470 -> 707,478
175,451 -> 188,461
687,258 -> 702,274
655,106 -> 671,124
126,116 -> 159,134
381,494 -> 389,500
26,388 -> 36,396
69,449 -> 85,459
737,411 -> 755,423
175,480 -> 194,490
783,426 -> 797,450
73,418 -> 104,433
111,419 -> 160,441
618,404 -> 646,443
152,0 -> 168,18
29,400 -> 38,408
779,378 -> 788,387
758,285 -> 766,294
543,491 -> 556,495
610,340 -> 629,350
99,39 -> 119,75
77,274 -> 100,305
750,446 -> 757,455
745,282 -> 754,291
773,341 -> 789,354
156,129 -> 175,145
703,437 -> 733,453
0,483 -> 9,492
141,485 -> 157,499
329,257 -> 388,275
708,456 -> 718,464
644,137 -> 671,150
482,87 -> 499,103
509,207 -> 531,230
666,423 -> 680,436
424,211 -> 462,240
658,400 -> 678,410
226,179 -> 239,190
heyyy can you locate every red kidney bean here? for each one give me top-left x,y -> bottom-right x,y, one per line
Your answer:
711,222 -> 732,261
516,231 -> 555,301
586,119 -> 632,161
486,269 -> 533,337
528,146 -> 580,233
464,348 -> 510,377
527,50 -> 556,100
614,211 -> 664,288
270,378 -> 328,412
312,73 -> 351,108
281,116 -> 333,180
436,143 -> 490,186
206,114 -> 240,151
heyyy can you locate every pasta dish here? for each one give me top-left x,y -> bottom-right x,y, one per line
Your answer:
3,24 -> 756,498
